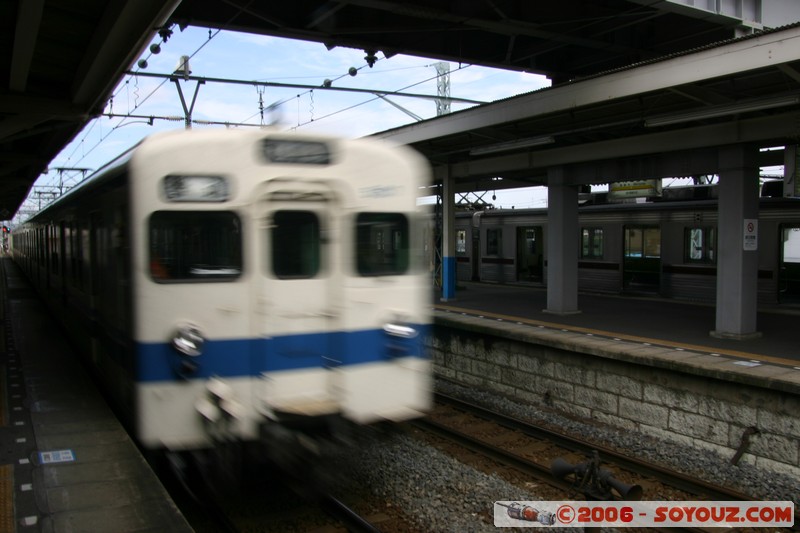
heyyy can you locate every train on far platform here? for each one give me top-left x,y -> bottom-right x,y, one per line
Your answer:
11,128 -> 432,477
453,185 -> 800,306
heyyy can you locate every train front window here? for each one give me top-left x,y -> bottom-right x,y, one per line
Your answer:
149,211 -> 242,282
356,213 -> 409,276
271,210 -> 320,279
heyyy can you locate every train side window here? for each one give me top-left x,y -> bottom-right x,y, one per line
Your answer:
51,224 -> 60,274
149,211 -> 242,282
456,230 -> 467,254
271,210 -> 320,279
486,228 -> 501,255
625,227 -> 660,258
685,227 -> 716,263
356,213 -> 409,276
581,227 -> 604,259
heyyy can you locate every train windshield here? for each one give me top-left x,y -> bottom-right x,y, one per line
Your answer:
149,211 -> 242,282
356,213 -> 409,276
271,210 -> 321,279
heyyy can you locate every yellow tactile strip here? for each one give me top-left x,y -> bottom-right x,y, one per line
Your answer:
0,464 -> 13,533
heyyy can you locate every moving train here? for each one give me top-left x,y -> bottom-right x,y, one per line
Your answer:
11,129 -> 432,469
453,186 -> 800,306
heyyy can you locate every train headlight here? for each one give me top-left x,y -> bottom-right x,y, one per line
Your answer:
172,324 -> 205,356
383,323 -> 418,339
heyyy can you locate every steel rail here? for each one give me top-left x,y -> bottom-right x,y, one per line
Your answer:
432,391 -> 764,503
410,417 -> 723,533
410,416 -> 576,494
319,494 -> 384,533
413,397 -> 798,533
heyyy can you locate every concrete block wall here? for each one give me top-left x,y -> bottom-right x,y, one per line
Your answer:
428,314 -> 800,477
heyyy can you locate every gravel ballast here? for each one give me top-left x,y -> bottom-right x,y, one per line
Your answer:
333,378 -> 797,532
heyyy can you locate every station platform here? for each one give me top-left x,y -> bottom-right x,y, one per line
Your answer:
434,282 -> 800,388
0,258 -> 191,532
431,282 -> 800,481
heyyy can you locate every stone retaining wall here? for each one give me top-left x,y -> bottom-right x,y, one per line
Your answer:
428,313 -> 800,477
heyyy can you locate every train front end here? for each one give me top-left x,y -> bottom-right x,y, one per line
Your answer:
130,129 -> 431,452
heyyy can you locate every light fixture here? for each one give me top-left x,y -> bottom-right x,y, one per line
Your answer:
173,55 -> 191,79
644,94 -> 800,127
469,135 -> 555,156
364,49 -> 378,68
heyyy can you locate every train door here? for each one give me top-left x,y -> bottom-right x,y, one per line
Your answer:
779,224 -> 800,304
623,226 -> 661,293
516,226 -> 543,282
257,182 -> 340,378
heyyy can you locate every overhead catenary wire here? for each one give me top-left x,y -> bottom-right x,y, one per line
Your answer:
25,16 -> 256,218
290,62 -> 475,129
48,23 -> 477,191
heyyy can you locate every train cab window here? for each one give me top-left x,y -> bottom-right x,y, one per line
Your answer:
149,211 -> 242,282
356,213 -> 409,276
581,227 -> 604,259
685,227 -> 716,263
271,210 -> 320,279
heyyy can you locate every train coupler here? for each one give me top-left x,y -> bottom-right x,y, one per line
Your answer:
195,377 -> 245,439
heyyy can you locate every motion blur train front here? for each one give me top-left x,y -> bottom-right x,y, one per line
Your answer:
11,129 -> 432,452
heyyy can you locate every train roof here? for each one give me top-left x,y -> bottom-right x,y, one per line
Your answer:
20,128 -> 427,225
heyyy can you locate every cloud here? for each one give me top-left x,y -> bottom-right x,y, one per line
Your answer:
37,26 -> 555,212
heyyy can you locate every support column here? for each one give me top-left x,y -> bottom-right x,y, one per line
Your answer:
545,167 -> 580,315
441,171 -> 457,301
712,144 -> 761,340
784,145 -> 798,197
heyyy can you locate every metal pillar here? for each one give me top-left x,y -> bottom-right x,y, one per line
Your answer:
784,145 -> 798,197
171,78 -> 204,129
434,62 -> 451,116
545,167 -> 580,315
711,144 -> 761,340
441,171 -> 457,301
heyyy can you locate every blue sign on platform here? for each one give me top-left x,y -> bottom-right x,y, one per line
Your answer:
38,449 -> 76,464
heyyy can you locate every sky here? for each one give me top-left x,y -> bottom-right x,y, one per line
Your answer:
19,26 -> 552,220
19,25 -> 789,222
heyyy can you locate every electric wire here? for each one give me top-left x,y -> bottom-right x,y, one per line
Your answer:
46,18 -> 467,191
57,0 -> 258,171
290,62 -> 474,129
59,27 -> 227,171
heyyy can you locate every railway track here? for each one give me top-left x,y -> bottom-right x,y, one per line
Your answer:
411,392 -> 799,530
164,452 -> 390,532
427,391 -> 753,501
319,494 -> 385,533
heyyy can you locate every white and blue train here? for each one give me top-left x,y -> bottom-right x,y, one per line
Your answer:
11,129 -> 432,459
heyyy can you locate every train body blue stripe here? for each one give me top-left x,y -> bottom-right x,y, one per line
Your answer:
136,326 -> 429,382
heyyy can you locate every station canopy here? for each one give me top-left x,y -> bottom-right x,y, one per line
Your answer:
3,0 -> 799,218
